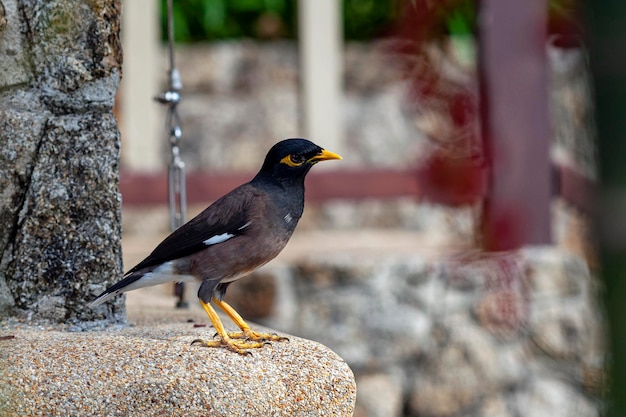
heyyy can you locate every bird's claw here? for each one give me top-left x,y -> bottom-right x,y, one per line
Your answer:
191,338 -> 205,347
190,329 -> 288,354
190,336 -> 267,355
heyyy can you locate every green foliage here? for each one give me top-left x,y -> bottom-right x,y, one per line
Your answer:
160,0 -> 398,42
161,0 -> 579,43
342,0 -> 399,40
161,0 -> 296,42
444,0 -> 476,38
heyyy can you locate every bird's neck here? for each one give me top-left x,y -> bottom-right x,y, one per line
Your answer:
251,171 -> 306,192
250,172 -> 305,223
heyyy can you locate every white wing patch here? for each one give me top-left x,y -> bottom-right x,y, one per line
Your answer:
203,222 -> 249,246
284,213 -> 293,224
203,232 -> 235,246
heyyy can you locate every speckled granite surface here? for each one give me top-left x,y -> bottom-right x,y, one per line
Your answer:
0,320 -> 356,417
1,290 -> 356,417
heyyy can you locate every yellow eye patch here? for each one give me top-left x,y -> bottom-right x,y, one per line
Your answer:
280,154 -> 305,167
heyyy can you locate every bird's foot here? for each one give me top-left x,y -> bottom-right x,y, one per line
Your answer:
227,329 -> 289,343
191,336 -> 268,355
194,298 -> 288,354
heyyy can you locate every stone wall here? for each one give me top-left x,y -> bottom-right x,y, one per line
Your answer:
153,41 -> 593,174
224,246 -> 603,417
151,40 -> 428,173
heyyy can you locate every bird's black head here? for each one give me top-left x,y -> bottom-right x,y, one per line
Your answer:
255,138 -> 342,185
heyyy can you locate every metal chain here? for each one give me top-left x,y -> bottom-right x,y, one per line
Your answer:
155,0 -> 186,232
165,101 -> 186,232
155,0 -> 188,307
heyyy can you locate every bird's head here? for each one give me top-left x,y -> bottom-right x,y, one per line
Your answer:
256,138 -> 342,184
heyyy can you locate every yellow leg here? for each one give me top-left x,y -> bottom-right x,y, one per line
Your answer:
191,299 -> 266,355
213,298 -> 287,343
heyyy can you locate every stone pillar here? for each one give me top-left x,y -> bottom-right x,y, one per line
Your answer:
0,0 -> 124,323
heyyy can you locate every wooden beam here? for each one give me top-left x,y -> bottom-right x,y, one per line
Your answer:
120,163 -> 592,213
120,169 -> 420,206
479,0 -> 552,250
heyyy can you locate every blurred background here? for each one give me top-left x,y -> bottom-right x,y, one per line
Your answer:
115,1 -> 608,416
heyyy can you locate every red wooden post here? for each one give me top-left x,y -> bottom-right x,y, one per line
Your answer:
479,0 -> 552,250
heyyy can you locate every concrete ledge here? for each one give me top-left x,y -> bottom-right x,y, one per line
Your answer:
0,322 -> 356,416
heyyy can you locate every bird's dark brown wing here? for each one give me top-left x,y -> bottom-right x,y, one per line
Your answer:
125,184 -> 256,275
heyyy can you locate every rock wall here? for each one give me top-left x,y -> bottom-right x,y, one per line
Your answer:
0,0 -> 124,322
225,248 -> 603,417
158,41 -> 593,175
154,40 -> 428,172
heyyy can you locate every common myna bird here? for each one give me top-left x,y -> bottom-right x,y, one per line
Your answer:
89,138 -> 341,354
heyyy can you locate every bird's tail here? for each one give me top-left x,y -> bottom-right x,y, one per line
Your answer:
88,261 -> 196,307
87,272 -> 143,307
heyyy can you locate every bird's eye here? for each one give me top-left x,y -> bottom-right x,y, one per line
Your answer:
280,153 -> 306,167
290,154 -> 306,165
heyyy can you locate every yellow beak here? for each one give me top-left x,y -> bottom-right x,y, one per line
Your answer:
308,149 -> 343,163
